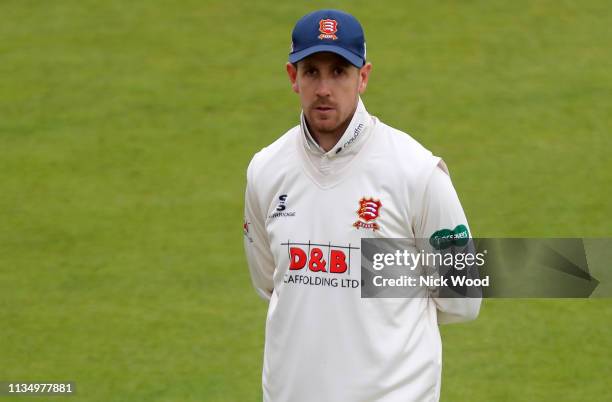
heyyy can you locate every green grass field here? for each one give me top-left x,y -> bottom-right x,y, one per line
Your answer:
1,1 -> 611,401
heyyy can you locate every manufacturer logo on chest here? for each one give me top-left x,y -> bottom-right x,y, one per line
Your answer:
269,194 -> 296,219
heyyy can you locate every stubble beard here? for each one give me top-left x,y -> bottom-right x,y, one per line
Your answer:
306,106 -> 354,139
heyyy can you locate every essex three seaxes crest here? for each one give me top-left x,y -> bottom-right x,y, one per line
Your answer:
353,197 -> 382,231
318,19 -> 338,40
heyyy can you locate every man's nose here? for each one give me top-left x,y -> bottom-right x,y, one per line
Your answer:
315,78 -> 332,97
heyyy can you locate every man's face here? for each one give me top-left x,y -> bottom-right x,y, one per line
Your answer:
286,52 -> 372,137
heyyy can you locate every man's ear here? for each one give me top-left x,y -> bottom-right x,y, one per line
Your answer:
286,62 -> 299,93
358,62 -> 372,94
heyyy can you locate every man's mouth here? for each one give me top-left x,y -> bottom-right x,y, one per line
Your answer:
315,106 -> 334,112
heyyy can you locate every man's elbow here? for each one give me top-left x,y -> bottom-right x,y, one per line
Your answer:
436,298 -> 481,324
255,287 -> 273,301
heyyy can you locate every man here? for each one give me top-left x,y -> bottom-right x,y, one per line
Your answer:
243,9 -> 480,402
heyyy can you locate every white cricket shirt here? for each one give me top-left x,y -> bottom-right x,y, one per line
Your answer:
244,98 -> 480,402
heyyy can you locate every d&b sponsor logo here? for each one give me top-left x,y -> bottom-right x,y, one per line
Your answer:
281,240 -> 360,289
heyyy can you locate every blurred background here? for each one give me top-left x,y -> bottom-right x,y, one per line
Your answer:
1,0 -> 610,401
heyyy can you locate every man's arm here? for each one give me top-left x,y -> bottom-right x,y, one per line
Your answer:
243,160 -> 275,301
414,161 -> 481,324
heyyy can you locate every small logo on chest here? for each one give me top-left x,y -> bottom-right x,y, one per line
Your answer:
269,194 -> 296,219
353,197 -> 382,231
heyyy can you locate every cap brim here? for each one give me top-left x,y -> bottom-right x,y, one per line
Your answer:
289,44 -> 364,68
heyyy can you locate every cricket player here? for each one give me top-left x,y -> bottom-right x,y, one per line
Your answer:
243,9 -> 481,402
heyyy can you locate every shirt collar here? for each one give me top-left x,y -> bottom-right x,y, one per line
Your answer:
300,97 -> 372,158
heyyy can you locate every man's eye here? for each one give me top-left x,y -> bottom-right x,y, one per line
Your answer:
304,69 -> 317,76
333,67 -> 346,76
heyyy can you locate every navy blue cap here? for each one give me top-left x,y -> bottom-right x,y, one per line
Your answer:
289,9 -> 366,68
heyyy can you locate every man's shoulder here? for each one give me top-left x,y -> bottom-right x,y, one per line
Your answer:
373,119 -> 438,167
371,119 -> 445,205
247,125 -> 300,177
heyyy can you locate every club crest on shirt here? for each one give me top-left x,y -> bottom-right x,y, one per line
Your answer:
353,197 -> 382,231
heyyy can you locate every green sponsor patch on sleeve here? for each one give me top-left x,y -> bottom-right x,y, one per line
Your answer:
429,224 -> 470,250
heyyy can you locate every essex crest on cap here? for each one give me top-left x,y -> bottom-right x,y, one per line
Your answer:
318,19 -> 338,40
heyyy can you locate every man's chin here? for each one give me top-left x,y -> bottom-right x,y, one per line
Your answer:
312,122 -> 340,135
308,116 -> 338,131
